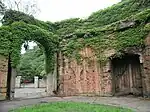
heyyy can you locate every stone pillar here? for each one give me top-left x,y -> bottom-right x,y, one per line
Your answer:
46,66 -> 57,96
15,76 -> 21,88
46,73 -> 54,95
34,76 -> 39,88
58,52 -> 65,95
9,68 -> 17,100
46,53 -> 57,96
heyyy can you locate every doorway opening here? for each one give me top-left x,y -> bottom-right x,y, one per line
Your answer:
7,41 -> 48,100
111,54 -> 143,96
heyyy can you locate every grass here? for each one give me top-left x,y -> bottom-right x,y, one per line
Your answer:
10,102 -> 133,112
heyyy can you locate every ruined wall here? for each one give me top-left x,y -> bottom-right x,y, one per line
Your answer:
0,55 -> 8,100
143,33 -> 150,97
1,33 -> 150,99
58,36 -> 150,97
59,48 -> 113,96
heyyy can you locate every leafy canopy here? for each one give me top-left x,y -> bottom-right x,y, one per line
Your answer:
17,46 -> 45,80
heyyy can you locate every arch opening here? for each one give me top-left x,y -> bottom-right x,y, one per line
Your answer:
0,22 -> 59,100
10,41 -> 47,99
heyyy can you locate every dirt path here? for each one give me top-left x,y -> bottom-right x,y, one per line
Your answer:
0,96 -> 150,112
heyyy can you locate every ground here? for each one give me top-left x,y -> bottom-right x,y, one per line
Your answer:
0,96 -> 150,112
10,102 -> 132,112
15,88 -> 46,99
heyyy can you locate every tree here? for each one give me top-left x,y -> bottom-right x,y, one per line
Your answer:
3,0 -> 40,51
4,0 -> 40,17
17,46 -> 45,81
0,0 -> 6,15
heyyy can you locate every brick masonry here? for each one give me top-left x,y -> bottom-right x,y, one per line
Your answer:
143,33 -> 150,97
58,48 -> 112,96
0,55 -> 8,100
58,32 -> 150,97
1,33 -> 150,99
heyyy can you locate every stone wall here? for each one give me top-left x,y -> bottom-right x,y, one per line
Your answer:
0,55 -> 8,100
16,76 -> 47,88
1,33 -> 150,99
58,47 -> 112,96
15,76 -> 21,88
58,34 -> 150,97
143,33 -> 150,97
39,78 -> 46,88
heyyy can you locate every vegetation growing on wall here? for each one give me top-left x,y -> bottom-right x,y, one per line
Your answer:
0,21 -> 58,73
2,10 -> 56,32
54,0 -> 150,35
0,0 -> 150,73
61,8 -> 150,62
84,0 -> 150,28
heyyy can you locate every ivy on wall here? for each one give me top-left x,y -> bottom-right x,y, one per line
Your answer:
0,0 -> 150,73
61,8 -> 150,63
2,10 -> 56,32
0,21 -> 58,73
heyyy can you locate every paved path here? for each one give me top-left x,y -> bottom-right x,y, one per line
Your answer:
15,88 -> 47,99
0,96 -> 150,112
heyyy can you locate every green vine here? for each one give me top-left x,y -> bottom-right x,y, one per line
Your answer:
0,0 -> 150,74
61,9 -> 150,63
0,21 -> 58,73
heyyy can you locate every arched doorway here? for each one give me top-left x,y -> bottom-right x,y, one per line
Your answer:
111,54 -> 143,96
0,22 -> 58,100
7,42 -> 51,99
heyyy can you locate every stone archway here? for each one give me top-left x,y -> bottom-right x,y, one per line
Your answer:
0,22 -> 58,100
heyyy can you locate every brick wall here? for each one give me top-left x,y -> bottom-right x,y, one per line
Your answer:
58,48 -> 112,96
1,33 -> 150,99
143,33 -> 150,97
59,40 -> 150,97
0,55 -> 8,100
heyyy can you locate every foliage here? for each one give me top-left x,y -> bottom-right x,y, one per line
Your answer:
0,21 -> 58,73
17,46 -> 45,80
53,0 -> 150,63
84,0 -> 150,28
144,23 -> 150,31
53,0 -> 150,35
54,18 -> 83,36
0,0 -> 6,15
0,26 -> 11,56
2,10 -> 56,31
61,8 -> 150,62
0,0 -> 150,75
10,102 -> 133,112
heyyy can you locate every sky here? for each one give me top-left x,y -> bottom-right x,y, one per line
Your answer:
21,0 -> 121,54
37,0 -> 121,22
